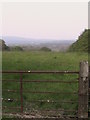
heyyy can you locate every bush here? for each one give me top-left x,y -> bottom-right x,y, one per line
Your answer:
40,47 -> 51,52
10,46 -> 23,51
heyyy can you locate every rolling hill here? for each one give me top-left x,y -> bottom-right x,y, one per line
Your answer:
68,29 -> 89,52
0,36 -> 74,51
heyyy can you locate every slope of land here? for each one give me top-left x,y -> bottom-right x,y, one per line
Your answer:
68,29 -> 89,52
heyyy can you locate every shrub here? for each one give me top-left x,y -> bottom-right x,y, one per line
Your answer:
10,46 -> 23,51
40,47 -> 51,52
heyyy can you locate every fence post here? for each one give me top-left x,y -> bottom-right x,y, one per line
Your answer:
78,61 -> 89,118
89,66 -> 90,117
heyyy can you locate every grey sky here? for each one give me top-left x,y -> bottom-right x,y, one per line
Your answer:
2,2 -> 88,40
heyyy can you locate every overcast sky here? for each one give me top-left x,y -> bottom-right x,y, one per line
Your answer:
2,2 -> 88,40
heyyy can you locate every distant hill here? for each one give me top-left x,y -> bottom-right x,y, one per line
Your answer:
0,36 -> 74,51
0,36 -> 74,46
68,29 -> 89,52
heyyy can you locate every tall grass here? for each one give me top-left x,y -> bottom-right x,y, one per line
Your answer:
2,51 -> 88,116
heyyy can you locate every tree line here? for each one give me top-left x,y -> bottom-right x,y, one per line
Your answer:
0,39 -> 52,52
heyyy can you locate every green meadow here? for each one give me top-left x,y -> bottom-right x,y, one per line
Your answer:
2,51 -> 88,116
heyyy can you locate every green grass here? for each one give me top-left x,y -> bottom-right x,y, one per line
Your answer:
2,51 -> 88,116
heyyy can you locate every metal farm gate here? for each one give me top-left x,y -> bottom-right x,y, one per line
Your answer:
2,61 -> 89,119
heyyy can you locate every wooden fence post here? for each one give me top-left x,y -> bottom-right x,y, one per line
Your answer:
78,61 -> 89,118
89,66 -> 90,117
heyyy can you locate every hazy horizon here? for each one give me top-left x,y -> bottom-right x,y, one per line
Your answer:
0,35 -> 75,41
2,2 -> 88,41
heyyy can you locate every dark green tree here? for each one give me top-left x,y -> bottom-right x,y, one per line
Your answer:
0,39 -> 9,51
40,47 -> 51,52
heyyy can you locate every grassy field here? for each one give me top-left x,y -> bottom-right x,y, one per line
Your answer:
2,51 -> 88,117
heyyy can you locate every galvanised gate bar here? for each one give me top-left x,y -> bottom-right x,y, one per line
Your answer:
2,61 -> 89,119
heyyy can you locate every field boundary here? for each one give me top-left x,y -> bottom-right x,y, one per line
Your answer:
2,61 -> 89,119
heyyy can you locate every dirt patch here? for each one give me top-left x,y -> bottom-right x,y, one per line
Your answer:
3,110 -> 64,118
